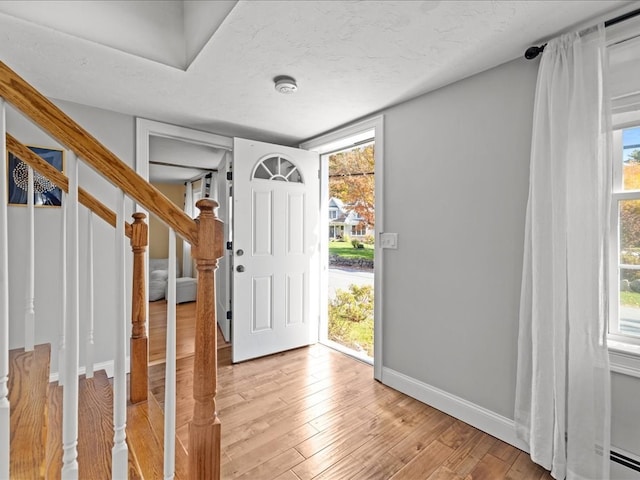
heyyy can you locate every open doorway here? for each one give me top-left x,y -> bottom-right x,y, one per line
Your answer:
135,120 -> 233,365
323,142 -> 375,361
301,116 -> 384,379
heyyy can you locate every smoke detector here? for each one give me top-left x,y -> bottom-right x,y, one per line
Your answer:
274,76 -> 298,94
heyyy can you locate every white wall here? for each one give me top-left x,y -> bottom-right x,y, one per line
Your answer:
377,55 -> 640,469
7,99 -> 135,374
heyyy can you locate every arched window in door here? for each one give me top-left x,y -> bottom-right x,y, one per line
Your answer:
252,155 -> 304,183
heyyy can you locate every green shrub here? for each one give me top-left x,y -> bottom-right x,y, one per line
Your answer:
363,235 -> 375,245
328,284 -> 373,356
351,239 -> 362,249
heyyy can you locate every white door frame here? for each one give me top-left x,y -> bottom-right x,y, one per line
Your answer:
135,118 -> 233,336
300,115 -> 384,381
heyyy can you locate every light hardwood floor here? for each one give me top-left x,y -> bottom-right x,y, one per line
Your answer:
148,302 -> 552,480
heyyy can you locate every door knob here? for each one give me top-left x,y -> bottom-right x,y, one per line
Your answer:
236,265 -> 245,273
236,249 -> 244,256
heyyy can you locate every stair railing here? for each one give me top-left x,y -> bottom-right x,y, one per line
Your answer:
0,61 -> 223,479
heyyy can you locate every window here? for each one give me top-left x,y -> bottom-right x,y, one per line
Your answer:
329,209 -> 338,219
253,155 -> 303,183
351,225 -> 366,236
610,125 -> 640,344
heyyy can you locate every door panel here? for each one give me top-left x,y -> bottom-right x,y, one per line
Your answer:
232,138 -> 319,362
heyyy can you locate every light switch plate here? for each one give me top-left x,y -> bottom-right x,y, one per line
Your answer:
380,232 -> 398,249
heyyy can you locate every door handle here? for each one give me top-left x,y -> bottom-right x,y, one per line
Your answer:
236,265 -> 245,273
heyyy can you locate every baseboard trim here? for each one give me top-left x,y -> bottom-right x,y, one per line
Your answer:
381,367 -> 529,452
381,367 -> 640,475
49,358 -> 125,382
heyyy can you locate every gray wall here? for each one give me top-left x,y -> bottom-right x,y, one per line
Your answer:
382,57 -> 538,418
379,56 -> 640,464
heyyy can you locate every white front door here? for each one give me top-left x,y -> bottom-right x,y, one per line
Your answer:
232,138 -> 319,362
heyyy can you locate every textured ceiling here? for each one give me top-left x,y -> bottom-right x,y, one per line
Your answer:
0,0 -> 634,145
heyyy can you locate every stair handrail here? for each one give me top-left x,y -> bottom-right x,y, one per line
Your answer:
1,60 -> 223,479
6,133 -> 133,238
0,62 -> 197,245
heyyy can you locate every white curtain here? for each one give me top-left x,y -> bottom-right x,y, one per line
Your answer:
515,25 -> 612,480
183,182 -> 193,278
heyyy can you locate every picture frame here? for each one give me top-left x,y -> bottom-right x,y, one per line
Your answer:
7,146 -> 64,207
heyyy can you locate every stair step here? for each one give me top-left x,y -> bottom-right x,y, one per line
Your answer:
45,382 -> 63,478
8,343 -> 51,479
127,393 -> 189,480
45,370 -> 142,479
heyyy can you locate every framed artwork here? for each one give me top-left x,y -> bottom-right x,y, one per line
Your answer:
8,146 -> 64,207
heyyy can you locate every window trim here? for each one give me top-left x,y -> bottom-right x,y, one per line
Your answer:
609,114 -> 640,373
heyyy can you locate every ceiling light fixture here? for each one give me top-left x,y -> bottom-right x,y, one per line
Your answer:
274,76 -> 298,94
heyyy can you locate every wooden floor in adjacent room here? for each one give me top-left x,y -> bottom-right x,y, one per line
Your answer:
148,302 -> 552,480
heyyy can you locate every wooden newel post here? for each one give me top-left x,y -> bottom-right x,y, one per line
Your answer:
189,199 -> 224,480
130,212 -> 149,404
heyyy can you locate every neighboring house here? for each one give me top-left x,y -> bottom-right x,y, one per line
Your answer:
328,197 -> 372,240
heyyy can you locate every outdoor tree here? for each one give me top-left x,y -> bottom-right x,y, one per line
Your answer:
621,159 -> 640,279
329,145 -> 375,228
628,149 -> 640,163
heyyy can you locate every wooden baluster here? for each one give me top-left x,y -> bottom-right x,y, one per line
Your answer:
0,98 -> 10,480
189,199 -> 223,480
129,212 -> 148,404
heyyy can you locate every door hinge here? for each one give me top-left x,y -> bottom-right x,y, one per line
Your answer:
226,310 -> 232,320
226,241 -> 233,250
227,171 -> 233,181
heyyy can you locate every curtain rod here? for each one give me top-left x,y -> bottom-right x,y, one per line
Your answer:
524,7 -> 640,60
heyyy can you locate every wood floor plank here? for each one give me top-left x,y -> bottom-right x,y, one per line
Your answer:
8,344 -> 51,479
505,452 -> 553,480
442,429 -> 497,476
76,370 -> 116,479
145,326 -> 555,480
127,393 -> 189,480
389,440 -> 455,480
425,466 -> 465,480
467,453 -> 512,480
439,419 -> 478,450
489,438 -> 521,466
222,423 -> 317,478
148,300 -> 197,365
45,382 -> 63,479
292,400 -> 430,480
272,470 -> 302,480
309,453 -> 367,480
233,448 -> 305,480
387,413 -> 456,464
346,407 -> 434,468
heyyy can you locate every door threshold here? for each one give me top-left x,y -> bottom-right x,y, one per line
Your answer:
320,339 -> 373,366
